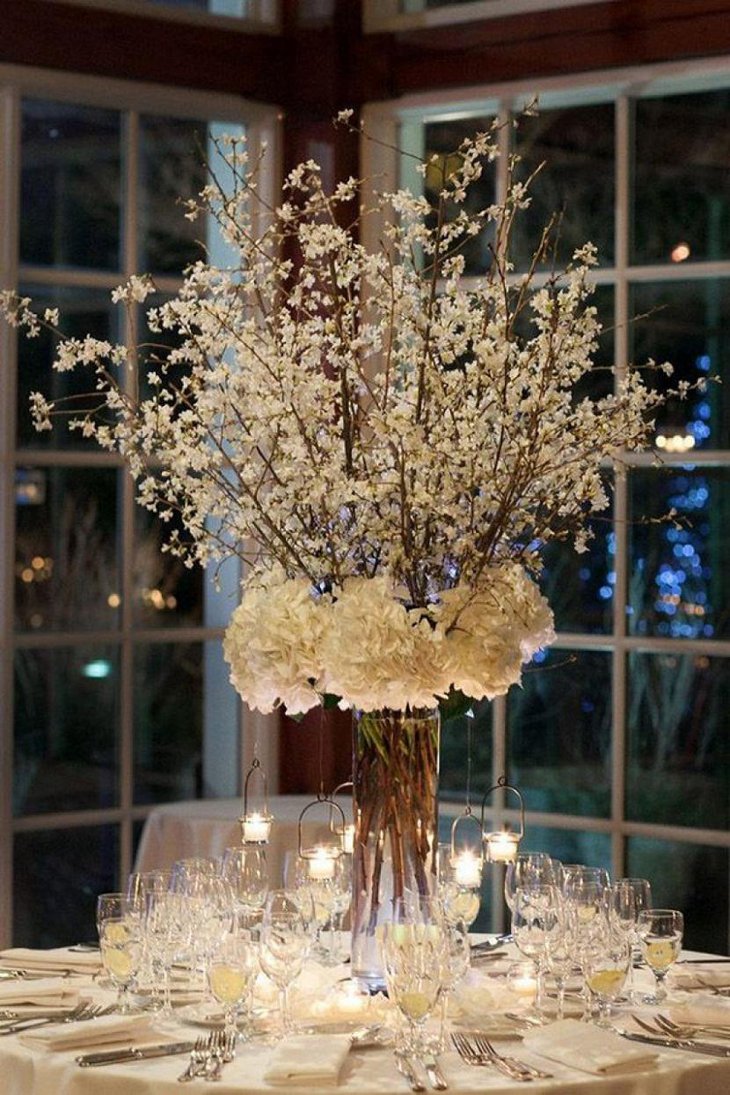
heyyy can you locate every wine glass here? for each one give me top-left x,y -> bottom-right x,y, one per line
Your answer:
96,893 -> 142,1014
637,908 -> 683,1004
504,854 -> 560,911
144,889 -> 191,1023
512,883 -> 562,1018
436,845 -> 481,930
381,913 -> 448,1055
207,930 -> 259,1047
433,918 -> 470,1052
608,877 -> 652,1002
220,846 -> 268,928
259,890 -> 312,1035
584,930 -> 631,1027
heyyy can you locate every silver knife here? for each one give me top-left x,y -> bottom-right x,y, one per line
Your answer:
421,1050 -> 448,1090
76,1041 -> 196,1067
619,1031 -> 730,1058
395,1051 -> 426,1092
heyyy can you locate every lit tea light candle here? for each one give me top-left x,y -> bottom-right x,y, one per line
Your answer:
452,849 -> 482,888
241,811 -> 272,843
507,962 -> 537,998
485,829 -> 519,863
308,846 -> 337,880
342,823 -> 355,855
337,980 -> 369,1014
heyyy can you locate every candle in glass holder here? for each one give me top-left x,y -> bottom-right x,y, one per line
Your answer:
452,849 -> 482,888
507,962 -> 537,999
241,811 -> 272,843
342,824 -> 355,855
486,829 -> 519,863
308,846 -> 337,880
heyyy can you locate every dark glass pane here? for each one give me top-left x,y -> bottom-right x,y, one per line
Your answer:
512,103 -> 615,269
14,826 -> 118,947
627,651 -> 730,829
633,90 -> 730,265
20,99 -> 121,270
424,115 -> 496,277
508,648 -> 612,817
139,116 -> 208,274
628,466 -> 730,640
630,280 -> 730,451
519,825 -> 612,878
15,466 -> 120,632
134,508 -> 203,628
134,642 -> 203,804
16,284 -> 120,450
627,837 -> 729,954
439,701 -> 492,801
541,472 -> 614,635
14,645 -> 119,816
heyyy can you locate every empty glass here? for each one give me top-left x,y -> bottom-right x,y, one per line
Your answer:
608,877 -> 652,1002
259,890 -> 312,1035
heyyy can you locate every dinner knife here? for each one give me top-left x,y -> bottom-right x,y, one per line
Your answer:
76,1041 -> 196,1067
394,1051 -> 426,1092
619,1030 -> 730,1058
421,1050 -> 448,1090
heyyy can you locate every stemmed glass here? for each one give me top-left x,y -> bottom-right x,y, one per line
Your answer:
381,905 -> 448,1056
512,883 -> 563,1018
144,889 -> 191,1023
207,929 -> 259,1047
505,854 -> 561,912
259,890 -> 312,1035
608,878 -> 652,1002
96,893 -> 142,1014
220,846 -> 268,929
636,908 -> 684,1004
433,917 -> 470,1052
436,845 -> 481,930
584,929 -> 631,1027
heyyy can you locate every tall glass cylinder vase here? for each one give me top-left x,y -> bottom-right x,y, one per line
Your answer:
351,707 -> 440,992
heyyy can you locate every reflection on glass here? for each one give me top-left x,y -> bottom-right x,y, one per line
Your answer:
21,99 -> 121,270
14,826 -> 119,947
630,280 -> 730,450
512,102 -> 614,269
424,115 -> 496,277
16,284 -> 120,450
627,837 -> 728,953
633,89 -> 730,265
541,472 -> 614,635
14,645 -> 119,816
139,115 -> 207,274
508,648 -> 612,817
628,466 -> 730,640
134,508 -> 203,628
626,652 -> 730,830
134,642 -> 203,804
15,467 -> 120,632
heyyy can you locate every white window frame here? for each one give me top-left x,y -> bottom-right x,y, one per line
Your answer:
0,63 -> 279,946
361,54 -> 730,937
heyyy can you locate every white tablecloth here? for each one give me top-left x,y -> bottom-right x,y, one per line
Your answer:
3,950 -> 730,1094
135,796 -> 351,889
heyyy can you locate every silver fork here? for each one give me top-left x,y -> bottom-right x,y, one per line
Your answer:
451,1032 -> 532,1081
178,1035 -> 212,1083
0,1001 -> 102,1036
473,1035 -> 553,1081
655,1014 -> 730,1041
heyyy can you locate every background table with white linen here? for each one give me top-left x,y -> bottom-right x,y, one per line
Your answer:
134,795 -> 351,887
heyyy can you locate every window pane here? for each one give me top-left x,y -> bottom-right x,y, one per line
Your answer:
424,115 -> 496,277
139,115 -> 210,275
440,701 -> 492,801
14,826 -> 118,947
15,466 -> 120,633
14,646 -> 119,816
16,284 -> 120,451
628,466 -> 729,640
630,279 -> 730,450
627,837 -> 728,953
520,825 -> 612,878
134,642 -> 203,804
508,648 -> 612,817
20,99 -> 121,271
134,508 -> 203,628
633,90 -> 730,265
512,102 -> 615,269
626,651 -> 730,829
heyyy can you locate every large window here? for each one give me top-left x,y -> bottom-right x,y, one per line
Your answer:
374,63 -> 730,952
0,70 -> 277,947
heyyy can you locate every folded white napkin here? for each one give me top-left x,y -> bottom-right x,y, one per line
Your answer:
0,978 -> 81,1008
0,948 -> 101,975
671,964 -> 730,991
669,999 -> 730,1028
263,1034 -> 352,1086
19,1013 -> 153,1052
524,1018 -> 658,1076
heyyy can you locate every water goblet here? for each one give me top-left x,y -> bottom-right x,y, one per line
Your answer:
512,883 -> 562,1018
504,854 -> 560,911
584,931 -> 631,1027
608,877 -> 652,1002
381,916 -> 448,1056
220,846 -> 268,928
637,908 -> 683,1004
207,930 -> 258,1047
96,893 -> 142,1014
259,890 -> 311,1035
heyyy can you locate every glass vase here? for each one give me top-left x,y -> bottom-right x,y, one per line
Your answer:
350,707 -> 440,992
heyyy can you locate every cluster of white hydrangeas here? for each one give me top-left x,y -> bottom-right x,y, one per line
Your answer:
2,121 -> 686,714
